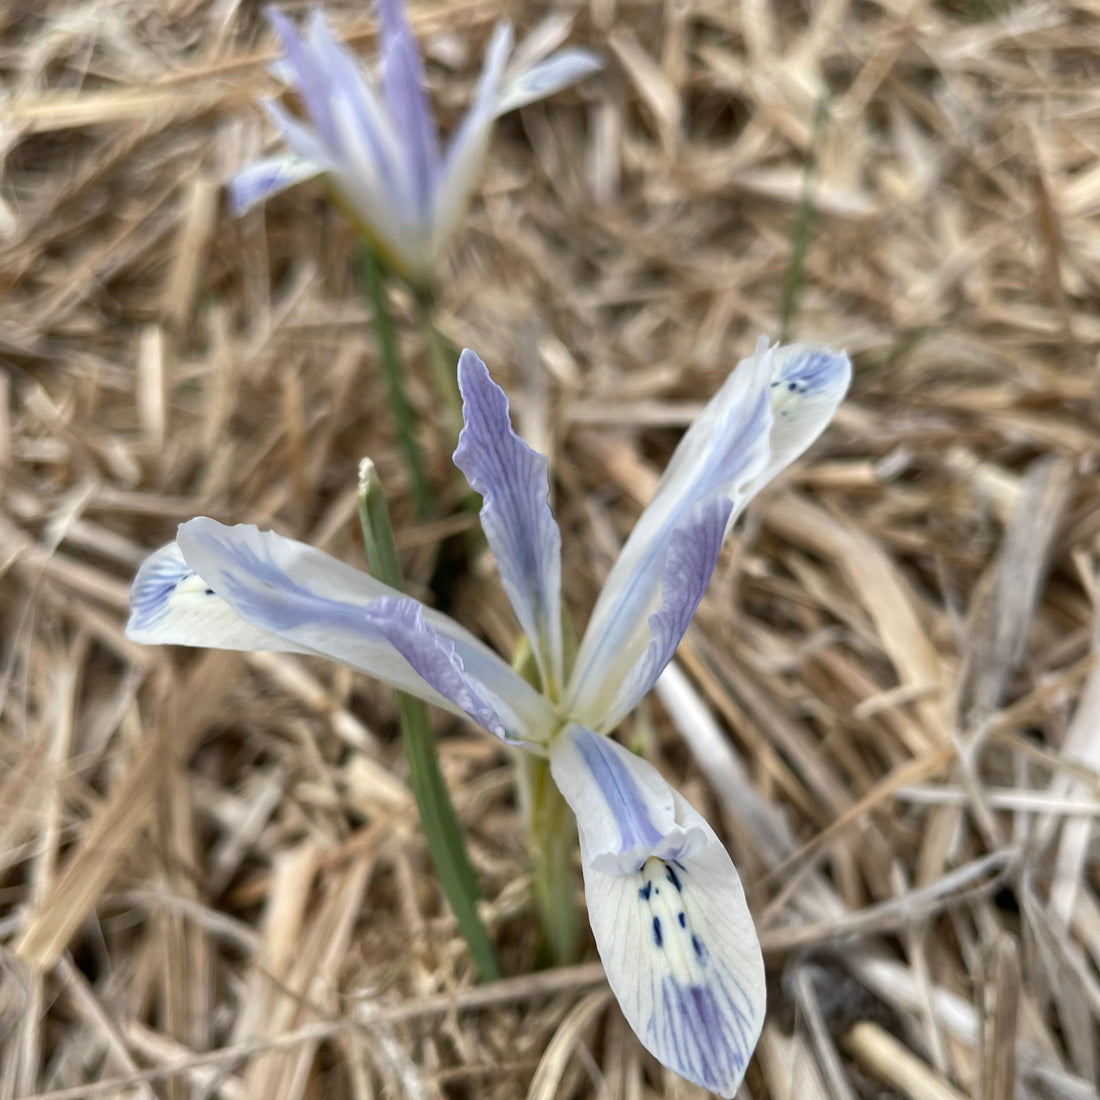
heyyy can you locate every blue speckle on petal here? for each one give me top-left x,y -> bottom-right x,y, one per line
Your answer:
653,916 -> 663,948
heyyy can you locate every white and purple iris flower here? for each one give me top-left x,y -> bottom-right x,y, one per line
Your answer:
126,338 -> 849,1095
230,0 -> 601,284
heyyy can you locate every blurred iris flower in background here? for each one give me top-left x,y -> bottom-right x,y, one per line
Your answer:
230,0 -> 601,285
127,337 -> 849,1094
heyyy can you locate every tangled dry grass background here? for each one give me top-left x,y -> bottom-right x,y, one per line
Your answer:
2,0 -> 1100,1096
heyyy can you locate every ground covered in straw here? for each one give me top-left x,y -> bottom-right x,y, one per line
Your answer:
2,0 -> 1099,1097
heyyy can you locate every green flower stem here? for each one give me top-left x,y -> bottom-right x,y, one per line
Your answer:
414,290 -> 463,443
512,637 -> 580,966
359,248 -> 433,518
520,750 -> 580,967
358,459 -> 500,981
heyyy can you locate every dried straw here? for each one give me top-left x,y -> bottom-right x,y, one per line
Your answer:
2,0 -> 1098,1097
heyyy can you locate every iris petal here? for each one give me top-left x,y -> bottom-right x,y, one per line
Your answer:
549,725 -> 766,1096
453,350 -> 565,696
228,155 -> 324,216
376,0 -> 440,218
494,49 -> 603,116
161,518 -> 556,740
568,339 -> 851,730
566,342 -> 773,727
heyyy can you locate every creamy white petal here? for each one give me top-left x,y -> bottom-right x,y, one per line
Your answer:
127,542 -> 303,653
549,725 -> 766,1095
566,342 -> 774,727
494,48 -> 603,115
169,518 -> 557,740
567,339 -> 850,730
431,22 -> 513,260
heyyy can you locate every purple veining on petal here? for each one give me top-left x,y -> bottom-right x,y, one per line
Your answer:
376,0 -> 440,218
608,497 -> 732,724
772,344 -> 846,394
129,544 -> 193,631
453,349 -> 563,690
650,968 -> 757,1095
362,595 -> 515,740
568,372 -> 772,718
573,728 -> 666,858
552,725 -> 711,875
623,378 -> 771,596
266,7 -> 342,151
761,344 -> 852,484
195,530 -> 364,635
177,522 -> 524,740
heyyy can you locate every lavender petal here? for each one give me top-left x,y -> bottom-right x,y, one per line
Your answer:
453,349 -> 564,694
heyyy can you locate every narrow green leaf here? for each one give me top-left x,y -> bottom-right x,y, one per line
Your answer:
357,460 -> 500,981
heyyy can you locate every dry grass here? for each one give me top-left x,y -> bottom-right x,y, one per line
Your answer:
2,0 -> 1099,1097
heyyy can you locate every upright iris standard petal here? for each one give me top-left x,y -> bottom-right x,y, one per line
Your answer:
566,343 -> 774,727
375,0 -> 440,217
494,49 -> 603,116
267,8 -> 343,150
567,339 -> 852,730
305,11 -> 399,177
230,3 -> 599,283
454,350 -> 564,696
549,725 -> 766,1097
431,23 -> 513,258
161,518 -> 557,742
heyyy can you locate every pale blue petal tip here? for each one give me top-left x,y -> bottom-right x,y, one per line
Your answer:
227,157 -> 317,216
650,969 -> 757,1094
128,545 -> 192,633
773,345 -> 851,395
495,48 -> 604,116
